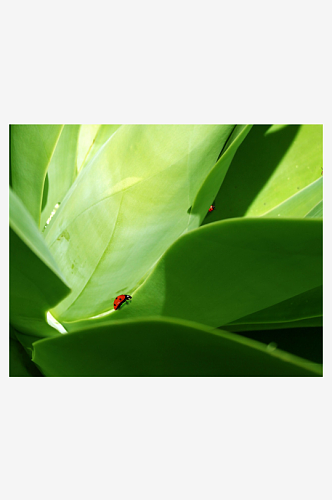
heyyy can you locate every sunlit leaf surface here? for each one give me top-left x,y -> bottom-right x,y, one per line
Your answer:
11,125 -> 63,224
262,177 -> 322,218
40,125 -> 81,230
46,125 -> 236,321
62,218 -> 322,332
202,124 -> 323,223
9,124 -> 323,377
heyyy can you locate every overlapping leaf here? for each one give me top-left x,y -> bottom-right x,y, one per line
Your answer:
224,286 -> 322,327
202,124 -> 323,224
10,125 -> 63,224
32,317 -> 321,377
9,327 -> 43,377
224,316 -> 322,332
9,189 -> 71,337
219,325 -> 322,364
45,125 -> 239,321
262,178 -> 322,218
9,124 -> 323,377
187,125 -> 252,230
76,125 -> 121,174
40,125 -> 81,229
62,218 -> 322,333
306,201 -> 323,218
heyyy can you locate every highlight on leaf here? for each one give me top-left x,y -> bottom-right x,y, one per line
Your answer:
9,124 -> 323,376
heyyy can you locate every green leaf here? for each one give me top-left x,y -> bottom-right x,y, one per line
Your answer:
9,327 -> 43,377
40,125 -> 81,230
10,188 -> 71,337
223,316 -> 322,332
221,326 -> 323,364
46,125 -> 236,321
76,125 -> 121,173
225,286 -> 322,326
204,124 -> 323,223
76,125 -> 100,172
62,218 -> 322,333
13,329 -> 45,355
11,125 -> 63,224
31,317 -> 321,376
305,200 -> 323,218
262,177 -> 322,218
188,125 -> 252,230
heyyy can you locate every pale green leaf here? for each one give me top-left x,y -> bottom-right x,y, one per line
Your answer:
188,125 -> 252,229
40,125 -> 81,230
208,125 -> 323,221
11,125 -> 63,224
262,177 -> 322,218
305,201 -> 323,218
46,125 -> 235,321
76,124 -> 121,173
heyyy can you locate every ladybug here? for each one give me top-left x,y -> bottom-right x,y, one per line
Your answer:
208,205 -> 215,213
114,294 -> 132,310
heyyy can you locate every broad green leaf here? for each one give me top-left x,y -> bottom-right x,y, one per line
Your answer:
46,125 -> 236,321
76,125 -> 122,173
305,201 -> 323,218
40,125 -> 81,230
11,125 -> 63,224
262,177 -> 322,218
188,125 -> 252,230
40,125 -> 122,232
76,125 -> 100,172
244,124 -> 322,215
10,189 -> 71,337
225,286 -> 322,326
62,218 -> 322,333
203,125 -> 323,223
31,317 -> 321,376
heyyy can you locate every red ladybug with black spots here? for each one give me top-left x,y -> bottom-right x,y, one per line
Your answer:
114,294 -> 132,310
208,205 -> 215,213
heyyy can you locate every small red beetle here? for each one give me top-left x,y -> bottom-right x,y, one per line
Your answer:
114,294 -> 132,310
208,205 -> 215,212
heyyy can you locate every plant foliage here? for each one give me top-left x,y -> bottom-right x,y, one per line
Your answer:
9,124 -> 323,376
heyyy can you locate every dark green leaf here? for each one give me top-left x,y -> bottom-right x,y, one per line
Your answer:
10,189 -> 71,337
225,286 -> 322,326
32,317 -> 321,376
10,328 -> 43,377
62,218 -> 322,333
224,326 -> 323,364
223,316 -> 322,332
